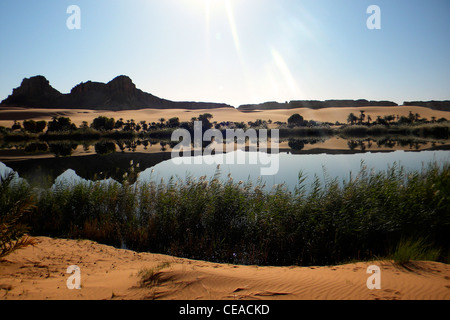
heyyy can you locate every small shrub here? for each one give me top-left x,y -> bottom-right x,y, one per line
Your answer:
138,262 -> 172,287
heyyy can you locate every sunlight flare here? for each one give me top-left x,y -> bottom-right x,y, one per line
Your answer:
225,0 -> 241,54
270,47 -> 301,97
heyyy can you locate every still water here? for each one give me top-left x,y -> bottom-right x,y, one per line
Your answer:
138,150 -> 450,190
1,149 -> 449,191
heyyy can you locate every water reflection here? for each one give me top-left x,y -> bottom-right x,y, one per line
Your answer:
1,136 -> 449,188
23,142 -> 48,153
139,150 -> 450,191
94,141 -> 116,155
2,136 -> 448,159
287,138 -> 327,150
48,141 -> 78,157
2,150 -> 449,192
345,137 -> 443,151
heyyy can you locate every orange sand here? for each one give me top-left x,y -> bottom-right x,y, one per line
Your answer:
0,106 -> 448,128
0,237 -> 448,300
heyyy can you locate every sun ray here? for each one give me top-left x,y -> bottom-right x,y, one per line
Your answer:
225,0 -> 241,54
223,0 -> 259,103
270,47 -> 303,98
204,0 -> 211,60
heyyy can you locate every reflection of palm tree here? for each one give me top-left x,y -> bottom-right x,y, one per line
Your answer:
347,140 -> 358,150
49,142 -> 77,157
385,140 -> 395,148
288,139 -> 305,150
358,140 -> 366,151
94,141 -> 116,155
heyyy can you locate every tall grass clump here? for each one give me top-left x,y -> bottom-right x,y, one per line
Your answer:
390,238 -> 441,266
29,179 -> 136,248
339,125 -> 368,137
22,161 -> 450,266
0,173 -> 36,258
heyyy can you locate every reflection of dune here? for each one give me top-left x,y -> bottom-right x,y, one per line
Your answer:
0,236 -> 449,300
1,106 -> 449,128
1,152 -> 173,186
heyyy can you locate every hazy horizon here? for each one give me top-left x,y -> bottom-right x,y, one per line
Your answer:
1,0 -> 449,108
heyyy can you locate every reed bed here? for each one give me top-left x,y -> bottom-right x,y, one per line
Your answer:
3,161 -> 449,266
340,122 -> 450,139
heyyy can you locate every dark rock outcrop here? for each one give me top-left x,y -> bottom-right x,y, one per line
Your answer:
1,75 -> 233,110
238,100 -> 398,111
1,76 -> 63,108
403,101 -> 450,112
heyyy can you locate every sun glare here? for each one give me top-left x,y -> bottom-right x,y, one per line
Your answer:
185,0 -> 303,103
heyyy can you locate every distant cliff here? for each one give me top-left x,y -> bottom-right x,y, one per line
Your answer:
1,76 -> 63,108
238,100 -> 398,111
1,75 -> 233,110
403,101 -> 450,112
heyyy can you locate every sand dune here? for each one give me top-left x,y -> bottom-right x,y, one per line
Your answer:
0,106 -> 449,128
0,237 -> 448,300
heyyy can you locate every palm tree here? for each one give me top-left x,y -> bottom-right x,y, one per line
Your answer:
359,110 -> 366,124
347,113 -> 358,125
115,118 -> 124,129
384,115 -> 395,124
140,120 -> 148,131
414,113 -> 421,121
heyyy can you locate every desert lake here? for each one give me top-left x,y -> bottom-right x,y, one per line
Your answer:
1,137 -> 449,191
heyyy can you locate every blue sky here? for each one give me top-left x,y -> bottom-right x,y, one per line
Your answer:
0,0 -> 449,107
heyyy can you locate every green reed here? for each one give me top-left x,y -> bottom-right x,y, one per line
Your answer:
8,160 -> 449,266
0,173 -> 36,257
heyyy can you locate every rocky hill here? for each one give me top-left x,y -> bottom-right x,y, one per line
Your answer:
238,100 -> 398,111
403,101 -> 450,112
3,76 -> 448,112
1,75 -> 233,110
1,76 -> 63,108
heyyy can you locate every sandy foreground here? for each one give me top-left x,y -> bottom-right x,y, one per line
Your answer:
0,105 -> 449,127
0,236 -> 448,300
